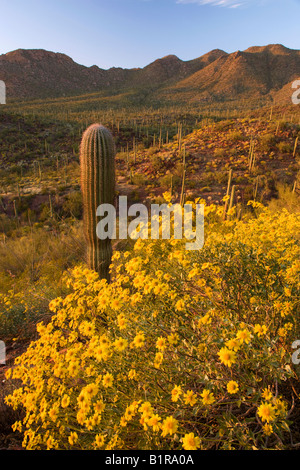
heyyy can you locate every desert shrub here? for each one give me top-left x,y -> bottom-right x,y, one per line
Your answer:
62,191 -> 83,219
149,155 -> 165,172
235,175 -> 249,184
215,170 -> 231,185
276,142 -> 293,154
131,174 -> 148,187
226,131 -> 245,142
272,120 -> 289,132
5,201 -> 300,450
14,195 -> 34,215
268,184 -> 300,213
214,120 -> 233,132
39,204 -> 52,222
158,174 -> 181,191
259,134 -> 276,152
0,377 -> 24,448
213,148 -> 227,158
0,224 -> 85,339
0,214 -> 17,236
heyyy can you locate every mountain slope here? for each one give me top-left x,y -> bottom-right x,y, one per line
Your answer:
163,44 -> 300,104
0,44 -> 299,106
0,49 -> 131,100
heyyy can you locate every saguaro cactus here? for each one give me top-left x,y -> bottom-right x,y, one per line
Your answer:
80,124 -> 115,281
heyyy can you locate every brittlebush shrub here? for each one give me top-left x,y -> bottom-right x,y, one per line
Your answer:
5,200 -> 300,450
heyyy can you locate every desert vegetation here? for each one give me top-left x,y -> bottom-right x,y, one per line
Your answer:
0,96 -> 300,450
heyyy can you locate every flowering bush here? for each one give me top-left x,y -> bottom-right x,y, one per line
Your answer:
5,201 -> 300,450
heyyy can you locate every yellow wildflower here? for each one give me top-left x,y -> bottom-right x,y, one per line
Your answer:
161,416 -> 178,437
182,433 -> 201,450
147,414 -> 161,432
128,369 -> 137,380
94,400 -> 105,413
262,424 -> 273,436
198,313 -> 211,326
184,390 -> 198,406
154,352 -> 163,369
117,314 -> 128,330
111,298 -> 122,310
156,336 -> 167,352
226,381 -> 239,394
257,402 -> 276,423
61,394 -> 70,408
94,434 -> 105,448
132,332 -> 145,348
171,385 -> 182,402
236,329 -> 251,344
201,389 -> 215,405
102,373 -> 114,388
225,338 -> 240,351
254,324 -> 267,337
262,387 -> 273,401
113,337 -> 128,352
218,347 -> 236,367
139,401 -> 153,419
175,299 -> 185,311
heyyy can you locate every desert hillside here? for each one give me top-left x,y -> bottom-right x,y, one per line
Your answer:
0,44 -> 299,107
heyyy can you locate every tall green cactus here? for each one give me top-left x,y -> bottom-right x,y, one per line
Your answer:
80,124 -> 115,282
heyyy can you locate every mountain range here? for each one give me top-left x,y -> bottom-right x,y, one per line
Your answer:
0,44 -> 299,106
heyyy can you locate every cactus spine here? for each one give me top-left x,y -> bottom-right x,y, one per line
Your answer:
80,124 -> 115,282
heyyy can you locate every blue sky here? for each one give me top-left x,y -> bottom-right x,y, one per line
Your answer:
0,0 -> 299,69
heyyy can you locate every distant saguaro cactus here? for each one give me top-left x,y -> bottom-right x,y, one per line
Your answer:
80,124 -> 115,281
